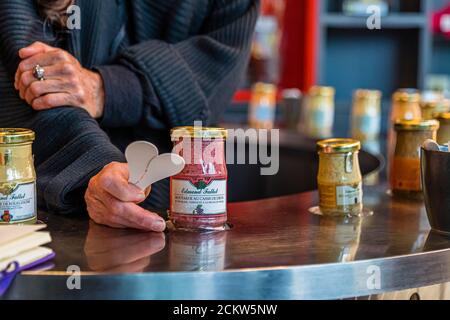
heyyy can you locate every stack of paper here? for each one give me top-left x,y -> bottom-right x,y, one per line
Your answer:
0,225 -> 54,271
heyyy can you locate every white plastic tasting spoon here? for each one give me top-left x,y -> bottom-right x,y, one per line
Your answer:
135,153 -> 186,190
125,141 -> 159,185
422,139 -> 440,152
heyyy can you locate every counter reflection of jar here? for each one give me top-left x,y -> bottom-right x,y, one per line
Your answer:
351,89 -> 382,142
248,82 -> 277,130
435,112 -> 450,145
390,120 -> 439,199
304,86 -> 335,139
0,129 -> 36,224
317,139 -> 363,217
170,127 -> 228,231
169,231 -> 227,271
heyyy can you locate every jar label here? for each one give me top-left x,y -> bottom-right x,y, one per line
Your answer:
0,182 -> 36,223
336,183 -> 363,206
312,107 -> 333,130
171,178 -> 227,215
354,114 -> 380,137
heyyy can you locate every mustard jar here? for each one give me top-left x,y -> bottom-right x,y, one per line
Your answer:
351,89 -> 382,142
316,139 -> 364,217
390,120 -> 439,199
303,86 -> 335,139
0,129 -> 37,224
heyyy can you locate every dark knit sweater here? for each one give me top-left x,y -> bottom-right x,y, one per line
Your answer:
0,0 -> 258,214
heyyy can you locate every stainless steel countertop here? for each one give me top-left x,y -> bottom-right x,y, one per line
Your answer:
4,181 -> 450,300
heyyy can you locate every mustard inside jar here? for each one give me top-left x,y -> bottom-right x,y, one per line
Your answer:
317,139 -> 363,217
0,129 -> 37,224
390,119 -> 439,199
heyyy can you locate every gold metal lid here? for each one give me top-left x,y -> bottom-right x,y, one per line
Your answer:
171,126 -> 228,140
354,89 -> 382,100
0,128 -> 35,144
420,100 -> 440,109
434,112 -> 450,122
393,89 -> 421,103
252,82 -> 277,94
394,119 -> 440,131
309,86 -> 335,97
317,138 -> 361,154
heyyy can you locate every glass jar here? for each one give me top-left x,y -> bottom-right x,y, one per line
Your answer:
390,89 -> 421,122
304,86 -> 335,139
0,129 -> 37,224
248,82 -> 277,130
420,92 -> 448,120
435,112 -> 450,145
317,139 -> 363,217
390,120 -> 439,199
351,89 -> 382,142
170,127 -> 228,231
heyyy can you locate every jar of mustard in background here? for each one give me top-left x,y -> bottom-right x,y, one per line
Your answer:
248,82 -> 277,130
390,120 -> 439,199
317,138 -> 363,217
390,89 -> 421,122
303,86 -> 335,139
0,129 -> 37,224
420,99 -> 449,121
351,89 -> 382,142
435,112 -> 450,145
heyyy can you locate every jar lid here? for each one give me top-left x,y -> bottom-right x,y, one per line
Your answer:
171,127 -> 228,140
393,89 -> 421,103
0,128 -> 35,144
420,100 -> 440,109
434,112 -> 450,122
309,86 -> 335,97
317,138 -> 361,154
252,82 -> 277,94
394,119 -> 440,131
354,89 -> 382,100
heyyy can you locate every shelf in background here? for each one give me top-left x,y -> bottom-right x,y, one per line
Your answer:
322,13 -> 427,29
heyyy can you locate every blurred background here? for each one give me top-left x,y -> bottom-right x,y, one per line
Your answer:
222,0 -> 450,139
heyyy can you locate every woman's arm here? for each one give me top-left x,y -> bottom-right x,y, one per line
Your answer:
97,0 -> 259,129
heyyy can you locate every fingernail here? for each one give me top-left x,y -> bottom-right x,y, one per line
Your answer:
137,192 -> 146,201
152,219 -> 166,232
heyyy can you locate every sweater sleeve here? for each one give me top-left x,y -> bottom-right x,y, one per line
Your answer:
113,0 -> 258,128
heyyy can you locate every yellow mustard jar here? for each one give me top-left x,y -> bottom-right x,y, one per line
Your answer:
0,129 -> 37,224
317,138 -> 363,217
390,119 -> 439,199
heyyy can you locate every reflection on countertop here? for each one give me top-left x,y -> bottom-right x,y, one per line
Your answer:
35,181 -> 446,274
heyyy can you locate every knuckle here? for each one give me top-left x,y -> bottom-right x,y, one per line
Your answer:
99,172 -> 115,190
63,63 -> 76,75
20,74 -> 29,87
29,82 -> 41,96
110,202 -> 124,216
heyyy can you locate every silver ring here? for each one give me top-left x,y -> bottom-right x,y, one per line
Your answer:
32,64 -> 45,81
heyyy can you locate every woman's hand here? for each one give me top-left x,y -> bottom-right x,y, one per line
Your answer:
14,41 -> 105,119
85,162 -> 166,232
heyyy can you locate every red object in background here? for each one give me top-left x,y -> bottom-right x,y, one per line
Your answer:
279,0 -> 318,92
233,0 -> 318,103
432,4 -> 450,39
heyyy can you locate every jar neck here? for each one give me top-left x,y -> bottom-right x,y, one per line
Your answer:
0,143 -> 33,166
